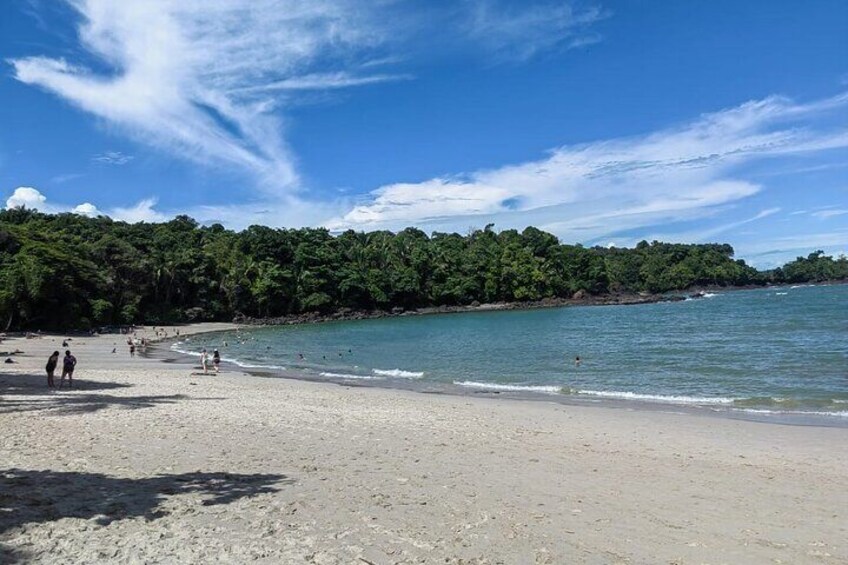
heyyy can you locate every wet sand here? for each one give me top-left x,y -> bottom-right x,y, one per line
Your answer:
1,324 -> 846,563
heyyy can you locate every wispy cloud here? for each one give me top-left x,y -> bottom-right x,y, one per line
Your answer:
328,93 -> 848,243
737,229 -> 848,267
623,207 -> 783,248
9,0 -> 387,195
92,151 -> 134,165
10,1 -> 602,198
811,208 -> 848,219
50,172 -> 84,184
465,0 -> 609,61
233,72 -> 413,94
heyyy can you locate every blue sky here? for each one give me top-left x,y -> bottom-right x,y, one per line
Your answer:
1,0 -> 846,267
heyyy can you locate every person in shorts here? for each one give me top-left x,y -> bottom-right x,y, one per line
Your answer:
59,350 -> 76,389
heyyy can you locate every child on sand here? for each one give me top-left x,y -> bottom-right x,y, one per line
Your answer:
45,351 -> 59,388
59,350 -> 76,389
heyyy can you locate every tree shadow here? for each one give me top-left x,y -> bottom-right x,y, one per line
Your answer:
0,373 -> 222,416
0,372 -> 131,393
0,468 -> 294,563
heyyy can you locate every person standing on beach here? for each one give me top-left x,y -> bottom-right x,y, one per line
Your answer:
200,349 -> 209,374
45,351 -> 59,388
59,350 -> 76,389
129,342 -> 136,357
212,349 -> 221,373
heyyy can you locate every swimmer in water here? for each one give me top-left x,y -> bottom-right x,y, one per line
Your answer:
575,356 -> 581,367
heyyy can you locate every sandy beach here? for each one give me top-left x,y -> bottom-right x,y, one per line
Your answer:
1,325 -> 846,564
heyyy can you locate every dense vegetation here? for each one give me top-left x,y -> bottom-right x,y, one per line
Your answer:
0,209 -> 845,330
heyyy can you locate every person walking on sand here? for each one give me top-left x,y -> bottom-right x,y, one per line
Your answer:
59,350 -> 76,389
200,349 -> 209,374
129,342 -> 136,357
212,349 -> 221,373
45,351 -> 59,388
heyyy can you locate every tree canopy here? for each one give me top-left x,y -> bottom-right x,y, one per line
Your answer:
1,209 -> 845,330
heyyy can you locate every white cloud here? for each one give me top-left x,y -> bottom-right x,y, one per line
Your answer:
327,93 -> 848,243
338,178 -> 512,226
72,202 -> 101,216
108,198 -> 168,223
6,186 -> 52,211
5,186 -> 164,223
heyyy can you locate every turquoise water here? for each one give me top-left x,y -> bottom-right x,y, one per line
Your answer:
175,284 -> 848,419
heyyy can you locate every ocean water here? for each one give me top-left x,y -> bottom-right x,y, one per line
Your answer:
174,284 -> 848,420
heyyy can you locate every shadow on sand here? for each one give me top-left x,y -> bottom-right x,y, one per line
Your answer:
0,468 -> 293,563
0,373 -> 220,416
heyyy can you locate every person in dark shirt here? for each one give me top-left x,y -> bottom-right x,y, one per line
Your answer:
59,350 -> 77,389
45,351 -> 60,388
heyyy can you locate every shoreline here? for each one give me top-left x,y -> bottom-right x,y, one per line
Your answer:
154,319 -> 848,430
2,324 -> 847,563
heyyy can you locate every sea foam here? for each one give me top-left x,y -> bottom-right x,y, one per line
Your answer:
170,345 -> 285,370
575,389 -> 737,405
455,381 -> 562,394
373,369 -> 425,378
320,372 -> 382,380
224,358 -> 286,371
736,408 -> 848,418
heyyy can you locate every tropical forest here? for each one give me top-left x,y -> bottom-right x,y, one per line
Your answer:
1,208 -> 845,330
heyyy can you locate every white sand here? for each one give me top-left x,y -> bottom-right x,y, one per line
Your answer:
1,325 -> 846,564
